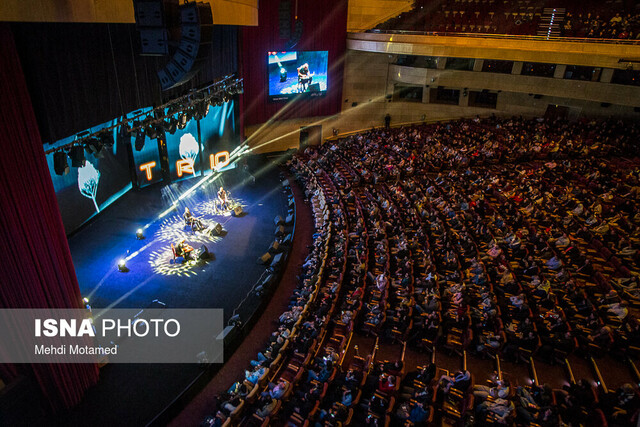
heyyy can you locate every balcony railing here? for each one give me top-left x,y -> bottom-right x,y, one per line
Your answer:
363,29 -> 640,45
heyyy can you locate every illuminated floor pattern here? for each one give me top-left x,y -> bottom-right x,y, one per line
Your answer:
153,214 -> 222,245
195,197 -> 246,217
147,248 -> 211,277
147,197 -> 247,276
150,213 -> 225,276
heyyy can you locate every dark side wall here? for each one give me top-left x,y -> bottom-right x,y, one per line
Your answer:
11,22 -> 238,143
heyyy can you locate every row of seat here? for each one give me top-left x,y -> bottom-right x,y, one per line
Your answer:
204,115 -> 639,426
374,0 -> 640,39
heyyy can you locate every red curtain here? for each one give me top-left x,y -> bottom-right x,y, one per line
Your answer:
240,0 -> 348,127
0,23 -> 98,410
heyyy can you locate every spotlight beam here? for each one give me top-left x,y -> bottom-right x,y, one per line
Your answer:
247,92 -> 388,152
86,143 -> 251,301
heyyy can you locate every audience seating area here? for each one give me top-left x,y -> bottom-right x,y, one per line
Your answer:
373,0 -> 640,40
202,116 -> 640,426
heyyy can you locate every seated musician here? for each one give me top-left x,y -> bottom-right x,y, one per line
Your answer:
183,207 -> 204,231
176,239 -> 195,260
297,63 -> 313,93
217,186 -> 229,212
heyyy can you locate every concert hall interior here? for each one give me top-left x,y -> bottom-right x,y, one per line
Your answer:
1,0 -> 640,426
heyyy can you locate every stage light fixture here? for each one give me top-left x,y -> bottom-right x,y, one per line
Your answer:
146,124 -> 158,140
53,151 -> 70,175
211,94 -> 223,106
117,122 -> 131,146
178,111 -> 187,129
201,101 -> 210,118
192,105 -> 202,121
136,228 -> 145,240
117,258 -> 128,272
135,130 -> 146,151
99,130 -> 115,147
164,118 -> 177,134
68,145 -> 86,167
156,128 -> 166,143
120,121 -> 132,133
85,137 -> 105,158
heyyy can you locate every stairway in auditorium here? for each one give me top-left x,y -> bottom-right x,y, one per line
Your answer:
537,7 -> 565,37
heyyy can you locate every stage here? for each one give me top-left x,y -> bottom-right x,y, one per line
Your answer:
270,73 -> 328,96
57,159 -> 290,426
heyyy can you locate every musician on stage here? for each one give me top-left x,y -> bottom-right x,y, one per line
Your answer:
217,186 -> 229,212
183,207 -> 204,231
176,239 -> 195,260
297,63 -> 313,93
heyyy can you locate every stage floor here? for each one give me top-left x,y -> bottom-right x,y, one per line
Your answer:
71,164 -> 285,318
59,160 -> 288,426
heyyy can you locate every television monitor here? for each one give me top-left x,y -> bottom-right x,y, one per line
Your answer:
267,51 -> 328,100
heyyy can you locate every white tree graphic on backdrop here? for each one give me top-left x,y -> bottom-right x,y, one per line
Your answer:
78,161 -> 101,212
179,133 -> 199,167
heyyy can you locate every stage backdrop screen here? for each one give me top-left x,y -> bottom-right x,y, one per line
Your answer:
130,108 -> 163,188
47,119 -> 132,235
200,99 -> 239,175
165,98 -> 240,181
268,51 -> 328,101
167,116 -> 201,182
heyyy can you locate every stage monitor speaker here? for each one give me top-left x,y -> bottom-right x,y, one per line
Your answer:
285,214 -> 294,225
268,241 -> 281,254
257,252 -> 272,264
233,206 -> 244,217
208,222 -> 223,236
198,244 -> 212,259
275,225 -> 286,237
270,253 -> 284,269
274,215 -> 284,226
308,83 -> 320,92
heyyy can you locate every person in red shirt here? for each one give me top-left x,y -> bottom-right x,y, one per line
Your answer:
378,374 -> 396,393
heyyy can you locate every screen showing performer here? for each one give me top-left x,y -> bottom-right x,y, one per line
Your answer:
267,51 -> 328,100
